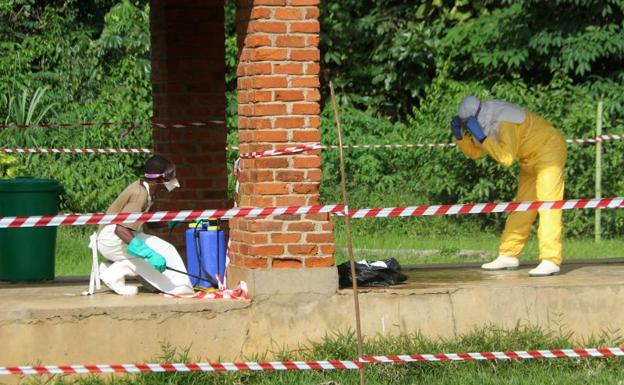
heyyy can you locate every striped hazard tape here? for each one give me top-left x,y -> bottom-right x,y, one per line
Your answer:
2,347 -> 622,376
0,120 -> 225,130
0,360 -> 361,375
361,347 -> 624,364
0,197 -> 622,228
0,148 -> 152,154
3,134 -> 622,157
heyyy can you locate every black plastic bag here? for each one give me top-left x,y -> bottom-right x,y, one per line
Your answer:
337,258 -> 407,288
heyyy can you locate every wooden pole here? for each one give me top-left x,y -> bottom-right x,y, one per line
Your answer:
595,99 -> 603,242
329,81 -> 366,385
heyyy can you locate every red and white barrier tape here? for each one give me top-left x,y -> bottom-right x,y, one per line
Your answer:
1,197 -> 623,229
0,360 -> 361,375
0,148 -> 152,154
150,120 -> 225,129
238,143 -> 322,159
231,133 -> 624,157
0,120 -> 225,130
0,121 -> 135,130
362,347 -> 624,364
2,347 -> 622,376
3,134 -> 622,157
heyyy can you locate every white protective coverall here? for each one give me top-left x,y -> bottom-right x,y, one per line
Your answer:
95,181 -> 194,295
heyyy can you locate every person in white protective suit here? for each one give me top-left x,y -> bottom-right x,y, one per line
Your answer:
96,155 -> 194,295
451,96 -> 567,277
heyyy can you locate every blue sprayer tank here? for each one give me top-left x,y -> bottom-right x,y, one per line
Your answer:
185,221 -> 226,288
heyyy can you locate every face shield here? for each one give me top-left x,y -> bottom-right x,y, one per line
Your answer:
144,168 -> 179,192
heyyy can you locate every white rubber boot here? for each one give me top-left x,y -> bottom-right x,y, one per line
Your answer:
99,262 -> 138,296
481,255 -> 519,271
529,260 -> 560,277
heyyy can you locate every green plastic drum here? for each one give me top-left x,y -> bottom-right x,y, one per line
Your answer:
0,177 -> 64,281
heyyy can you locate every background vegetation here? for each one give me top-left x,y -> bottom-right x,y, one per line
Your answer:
1,0 -> 623,238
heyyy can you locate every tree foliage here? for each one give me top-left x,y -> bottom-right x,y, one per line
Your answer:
0,0 -> 623,237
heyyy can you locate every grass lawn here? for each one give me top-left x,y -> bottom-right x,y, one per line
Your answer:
55,224 -> 624,276
333,230 -> 624,265
28,325 -> 624,385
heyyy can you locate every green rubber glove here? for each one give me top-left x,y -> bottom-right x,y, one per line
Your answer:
167,221 -> 182,231
127,237 -> 167,273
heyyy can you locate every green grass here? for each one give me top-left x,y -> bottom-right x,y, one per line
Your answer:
23,325 -> 624,385
334,227 -> 624,266
54,224 -> 624,276
55,226 -> 97,276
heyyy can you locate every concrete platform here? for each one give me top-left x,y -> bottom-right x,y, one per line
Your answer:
2,263 -> 624,369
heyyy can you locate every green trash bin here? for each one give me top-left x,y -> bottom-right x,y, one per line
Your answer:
0,177 -> 64,281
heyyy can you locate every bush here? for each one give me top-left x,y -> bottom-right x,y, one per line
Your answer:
321,73 -> 624,237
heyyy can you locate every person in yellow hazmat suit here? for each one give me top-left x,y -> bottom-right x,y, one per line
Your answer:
450,96 -> 567,276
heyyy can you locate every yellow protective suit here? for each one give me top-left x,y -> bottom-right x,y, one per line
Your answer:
456,111 -> 567,265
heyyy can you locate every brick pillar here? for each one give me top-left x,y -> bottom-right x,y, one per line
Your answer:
150,0 -> 229,253
229,0 -> 337,296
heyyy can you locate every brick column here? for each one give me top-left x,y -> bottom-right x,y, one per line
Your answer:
229,0 -> 337,296
150,0 -> 229,252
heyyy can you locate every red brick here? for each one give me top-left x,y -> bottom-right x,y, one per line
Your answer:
305,257 -> 334,268
252,48 -> 288,61
248,0 -> 286,5
320,244 -> 335,254
304,213 -> 328,221
242,232 -> 269,244
256,157 -> 289,168
247,195 -> 275,206
289,0 -> 319,5
272,258 -> 303,269
275,90 -> 305,101
244,117 -> 272,129
293,183 -> 318,194
274,117 -> 305,128
250,7 -> 273,19
271,233 -> 302,243
245,62 -> 273,75
306,233 -> 334,243
307,116 -> 320,128
290,21 -> 320,33
249,21 -> 287,33
255,182 -> 289,194
276,170 -> 305,181
305,63 -> 320,75
240,256 -> 269,269
249,245 -> 284,256
254,169 -> 275,181
306,169 -> 322,182
322,221 -> 334,231
275,7 -> 304,20
292,102 -> 320,115
253,76 -> 288,88
287,222 -> 315,231
249,220 -> 284,231
290,49 -> 320,61
248,90 -> 273,102
274,63 -> 304,75
290,77 -> 320,87
305,7 -> 320,19
245,35 -> 272,47
254,103 -> 287,116
292,130 -> 320,142
294,156 -> 321,168
276,35 -> 306,47
288,244 -> 318,255
305,89 -> 321,101
275,195 -> 308,206
255,129 -> 289,142
238,104 -> 252,116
